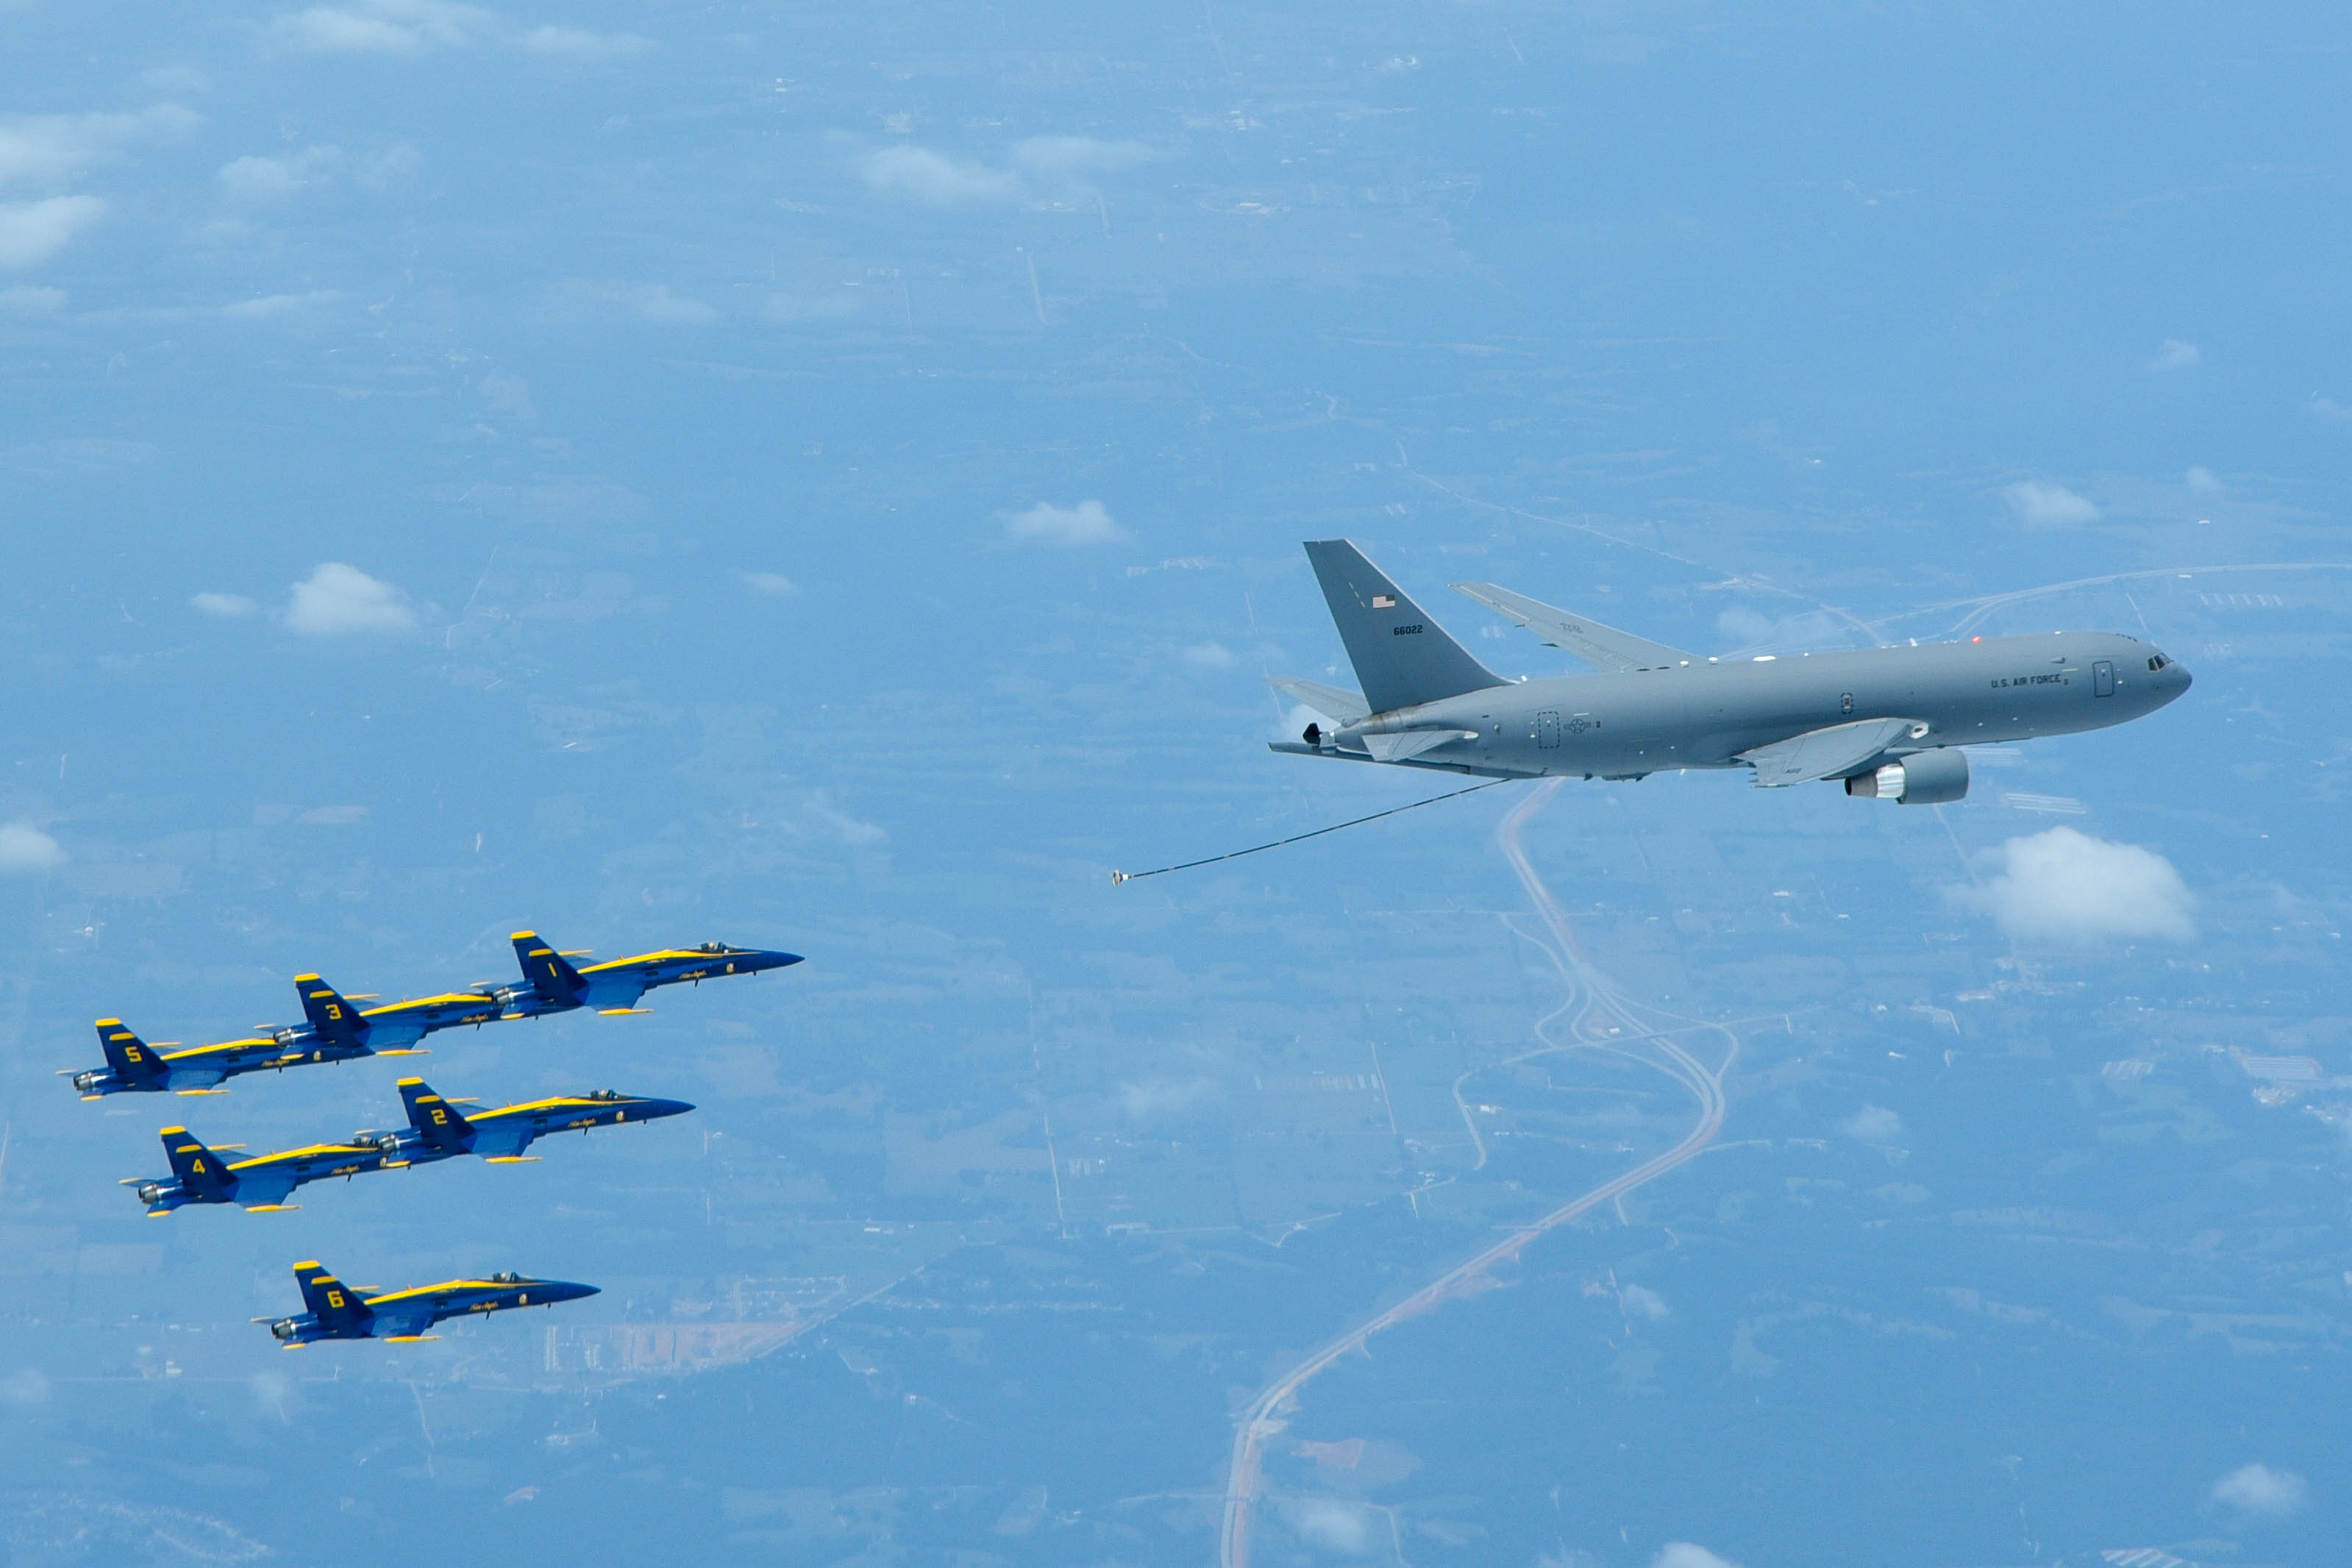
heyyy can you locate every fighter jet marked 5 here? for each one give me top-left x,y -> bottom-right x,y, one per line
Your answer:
124,1080 -> 692,1214
1271,541 -> 2191,802
63,1018 -> 335,1100
491,930 -> 802,1016
126,1126 -> 388,1214
258,1259 -> 596,1346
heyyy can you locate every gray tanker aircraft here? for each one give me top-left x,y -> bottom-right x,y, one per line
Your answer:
1270,541 -> 2189,802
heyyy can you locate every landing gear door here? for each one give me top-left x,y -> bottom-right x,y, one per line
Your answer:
2092,660 -> 2114,697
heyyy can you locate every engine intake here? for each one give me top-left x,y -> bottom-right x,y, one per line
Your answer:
1845,748 -> 1968,805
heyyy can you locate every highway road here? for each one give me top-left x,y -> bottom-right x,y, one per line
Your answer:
1219,779 -> 1741,1568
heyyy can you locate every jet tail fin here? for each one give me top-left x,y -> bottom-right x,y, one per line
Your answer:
293,974 -> 366,1044
396,1077 -> 474,1151
293,1261 -> 373,1330
158,1127 -> 235,1200
94,1019 -> 168,1086
1266,677 -> 1370,725
1302,540 -> 1506,716
511,932 -> 586,1004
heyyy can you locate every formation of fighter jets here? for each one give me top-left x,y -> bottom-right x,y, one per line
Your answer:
70,929 -> 801,1346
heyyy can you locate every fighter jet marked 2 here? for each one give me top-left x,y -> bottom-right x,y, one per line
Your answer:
488,930 -> 802,1017
258,1259 -> 596,1346
1271,540 -> 2191,802
378,1077 -> 694,1163
125,1126 -> 389,1214
124,1079 -> 692,1214
63,1019 -> 335,1100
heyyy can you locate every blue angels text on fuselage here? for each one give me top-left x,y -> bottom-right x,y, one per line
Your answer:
1270,540 -> 2191,803
126,1078 -> 694,1214
260,1259 -> 597,1345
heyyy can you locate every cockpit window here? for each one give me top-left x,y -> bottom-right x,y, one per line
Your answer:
2147,653 -> 2171,671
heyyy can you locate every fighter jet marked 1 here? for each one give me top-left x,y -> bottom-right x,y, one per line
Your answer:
125,1126 -> 389,1214
63,1018 -> 341,1100
124,1079 -> 693,1214
1271,540 -> 2192,802
485,930 -> 802,1017
257,1259 -> 596,1346
377,1077 -> 694,1163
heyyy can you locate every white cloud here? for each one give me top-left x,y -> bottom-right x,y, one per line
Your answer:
0,107 -> 199,188
0,1369 -> 49,1405
2148,338 -> 2200,372
218,146 -> 339,202
0,196 -> 104,269
859,137 -> 1159,208
1954,827 -> 2197,944
285,562 -> 417,635
1651,1547 -> 1740,1568
1003,499 -> 1126,546
1286,1500 -> 1371,1555
268,0 -> 491,53
2186,466 -> 2220,493
1714,606 -> 1776,645
2312,396 -> 2352,424
0,822 -> 65,873
191,591 -> 257,617
743,571 -> 798,595
860,145 -> 1020,205
2213,1462 -> 2306,1514
2000,480 -> 2100,527
0,283 -> 63,312
1619,1283 -> 1669,1319
1009,135 -> 1155,181
1119,1077 -> 1219,1118
519,24 -> 651,58
802,791 -> 886,847
221,290 -> 342,318
550,281 -> 717,324
1181,640 -> 1235,669
1843,1105 -> 1903,1141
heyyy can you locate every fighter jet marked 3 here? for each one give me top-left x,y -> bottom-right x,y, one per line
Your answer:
258,1259 -> 596,1346
125,1079 -> 693,1214
1271,540 -> 2191,801
484,931 -> 802,1017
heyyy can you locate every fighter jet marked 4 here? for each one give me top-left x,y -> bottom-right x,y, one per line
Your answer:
125,1079 -> 693,1215
259,1259 -> 596,1346
1271,540 -> 2191,802
126,1126 -> 388,1214
475,931 -> 802,1018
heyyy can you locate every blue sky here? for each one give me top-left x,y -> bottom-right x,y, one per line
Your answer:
3,4 -> 2349,1564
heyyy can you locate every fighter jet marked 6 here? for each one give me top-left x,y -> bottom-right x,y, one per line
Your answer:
485,931 -> 802,1017
125,1079 -> 692,1214
258,1259 -> 596,1346
63,1019 -> 316,1100
125,1126 -> 389,1214
1271,541 -> 2191,802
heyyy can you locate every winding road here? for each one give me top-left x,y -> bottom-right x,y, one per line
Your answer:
1218,779 -> 1741,1568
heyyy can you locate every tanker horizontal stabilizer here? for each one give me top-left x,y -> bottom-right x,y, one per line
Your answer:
1449,582 -> 1692,671
1362,729 -> 1478,762
1267,677 -> 1370,725
1739,717 -> 1920,787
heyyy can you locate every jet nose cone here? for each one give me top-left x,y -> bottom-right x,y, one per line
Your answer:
760,950 -> 804,971
644,1098 -> 696,1119
542,1280 -> 599,1303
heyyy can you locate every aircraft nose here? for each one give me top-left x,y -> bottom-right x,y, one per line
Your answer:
543,1280 -> 599,1303
643,1097 -> 696,1119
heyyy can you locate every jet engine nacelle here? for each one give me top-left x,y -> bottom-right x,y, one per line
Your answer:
1845,748 -> 1968,805
268,1317 -> 300,1341
135,1182 -> 164,1205
71,1071 -> 99,1094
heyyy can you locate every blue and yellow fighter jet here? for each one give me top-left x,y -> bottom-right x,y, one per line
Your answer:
258,1259 -> 597,1345
65,1019 -> 308,1099
65,977 -> 496,1100
482,930 -> 802,1018
125,1126 -> 388,1214
125,1080 -> 692,1214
